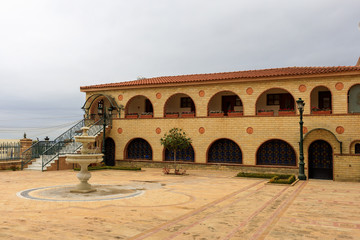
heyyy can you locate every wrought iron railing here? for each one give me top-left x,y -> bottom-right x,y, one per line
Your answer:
0,142 -> 21,161
41,118 -> 107,171
21,119 -> 85,169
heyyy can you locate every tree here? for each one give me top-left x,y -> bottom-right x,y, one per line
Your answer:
160,128 -> 192,172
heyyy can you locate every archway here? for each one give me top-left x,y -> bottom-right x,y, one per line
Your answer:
308,140 -> 333,180
255,88 -> 295,116
164,93 -> 196,118
125,95 -> 154,118
164,145 -> 195,162
104,138 -> 115,166
208,91 -> 243,116
207,139 -> 242,163
126,138 -> 152,160
256,139 -> 296,166
310,86 -> 332,114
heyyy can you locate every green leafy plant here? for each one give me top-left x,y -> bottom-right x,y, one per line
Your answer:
160,128 -> 192,173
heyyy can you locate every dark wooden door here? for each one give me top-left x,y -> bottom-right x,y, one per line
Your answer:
308,140 -> 333,179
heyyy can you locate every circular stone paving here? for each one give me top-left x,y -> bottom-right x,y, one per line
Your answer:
17,182 -> 163,202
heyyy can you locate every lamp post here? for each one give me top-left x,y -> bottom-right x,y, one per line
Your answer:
97,100 -> 113,163
296,98 -> 307,180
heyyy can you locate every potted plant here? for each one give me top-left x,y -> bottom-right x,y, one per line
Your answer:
209,110 -> 224,117
311,107 -> 332,115
227,110 -> 243,117
165,112 -> 179,118
257,109 -> 274,116
160,128 -> 192,175
181,111 -> 195,118
140,112 -> 153,118
278,109 -> 296,116
125,113 -> 138,119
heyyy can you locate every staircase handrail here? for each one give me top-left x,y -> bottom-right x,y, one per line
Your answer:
21,119 -> 85,170
41,118 -> 106,171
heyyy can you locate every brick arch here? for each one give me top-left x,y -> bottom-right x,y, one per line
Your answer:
207,90 -> 244,116
124,137 -> 153,160
256,139 -> 297,166
124,95 -> 154,115
304,128 -> 341,155
162,143 -> 196,162
163,93 -> 197,117
206,138 -> 242,164
254,87 -> 296,115
349,140 -> 360,154
310,85 -> 333,113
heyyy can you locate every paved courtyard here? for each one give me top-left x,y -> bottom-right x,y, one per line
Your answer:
0,168 -> 359,239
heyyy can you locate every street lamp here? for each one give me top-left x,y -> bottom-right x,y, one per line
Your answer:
296,98 -> 307,180
98,100 -> 113,164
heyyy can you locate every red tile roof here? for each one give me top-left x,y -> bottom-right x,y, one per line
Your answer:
80,66 -> 360,90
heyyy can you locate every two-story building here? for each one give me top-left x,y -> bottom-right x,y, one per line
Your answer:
80,64 -> 360,181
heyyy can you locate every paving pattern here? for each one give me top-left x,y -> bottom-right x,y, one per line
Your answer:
0,168 -> 359,239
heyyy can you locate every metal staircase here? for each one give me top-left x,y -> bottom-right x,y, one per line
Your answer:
22,118 -> 107,171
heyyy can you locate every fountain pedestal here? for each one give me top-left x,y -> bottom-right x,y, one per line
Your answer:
66,127 -> 103,193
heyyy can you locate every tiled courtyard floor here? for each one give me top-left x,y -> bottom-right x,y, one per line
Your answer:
0,168 -> 359,239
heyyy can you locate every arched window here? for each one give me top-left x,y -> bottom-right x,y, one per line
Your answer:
348,84 -> 360,113
164,145 -> 195,162
125,95 -> 153,119
126,138 -> 152,160
311,86 -> 332,114
257,139 -> 296,166
208,91 -> 243,116
208,139 -> 242,163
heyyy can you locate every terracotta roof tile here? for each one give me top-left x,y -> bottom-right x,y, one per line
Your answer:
80,66 -> 360,90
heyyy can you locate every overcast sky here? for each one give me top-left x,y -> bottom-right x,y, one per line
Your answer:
0,0 -> 359,140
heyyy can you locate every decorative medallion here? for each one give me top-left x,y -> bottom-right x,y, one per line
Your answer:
335,82 -> 344,90
246,127 -> 253,134
336,126 -> 344,134
117,128 -> 123,134
156,93 -> 162,99
199,127 -> 205,134
156,128 -> 161,134
246,87 -> 253,95
199,90 -> 205,97
303,127 -> 308,134
299,85 -> 307,92
118,95 -> 123,101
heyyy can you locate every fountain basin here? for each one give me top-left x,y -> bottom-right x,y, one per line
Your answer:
66,153 -> 103,193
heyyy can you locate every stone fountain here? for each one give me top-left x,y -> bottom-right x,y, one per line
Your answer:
66,127 -> 103,193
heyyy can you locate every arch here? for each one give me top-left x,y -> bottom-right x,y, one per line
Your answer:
310,86 -> 332,114
347,84 -> 360,113
308,140 -> 333,180
163,93 -> 196,117
82,94 -> 123,118
124,95 -> 154,117
304,128 -> 342,154
255,88 -> 295,116
125,138 -> 153,160
164,144 -> 195,162
207,138 -> 242,164
207,90 -> 243,116
349,140 -> 360,154
104,138 -> 115,166
256,139 -> 296,166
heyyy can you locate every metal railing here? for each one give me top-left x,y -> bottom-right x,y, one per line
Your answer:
41,118 -> 107,171
21,119 -> 85,169
0,142 -> 21,161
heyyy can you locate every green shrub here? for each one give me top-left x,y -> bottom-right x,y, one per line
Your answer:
74,166 -> 141,171
269,175 -> 296,184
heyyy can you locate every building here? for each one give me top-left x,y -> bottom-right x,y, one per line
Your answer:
80,64 -> 360,181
